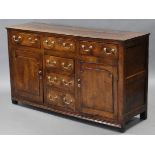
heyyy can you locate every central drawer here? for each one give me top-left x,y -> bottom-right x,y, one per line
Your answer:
46,87 -> 75,111
43,36 -> 76,52
46,73 -> 74,92
45,55 -> 74,75
44,55 -> 75,111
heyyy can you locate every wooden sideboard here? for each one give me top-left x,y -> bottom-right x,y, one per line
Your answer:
6,22 -> 150,132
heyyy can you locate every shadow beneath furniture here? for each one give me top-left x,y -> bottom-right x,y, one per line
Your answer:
16,103 -> 144,133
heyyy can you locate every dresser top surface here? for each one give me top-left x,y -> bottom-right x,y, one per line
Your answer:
7,22 -> 149,41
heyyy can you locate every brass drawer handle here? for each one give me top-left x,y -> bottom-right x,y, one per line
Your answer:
38,70 -> 42,75
48,95 -> 58,102
12,35 -> 22,43
62,42 -> 73,49
103,47 -> 116,55
44,40 -> 55,47
38,70 -> 43,79
81,45 -> 93,49
63,96 -> 73,105
47,76 -> 57,84
28,37 -> 38,44
61,62 -> 72,70
46,59 -> 57,66
62,79 -> 72,86
77,78 -> 81,88
81,45 -> 93,53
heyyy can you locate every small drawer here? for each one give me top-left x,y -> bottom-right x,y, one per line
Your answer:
80,41 -> 118,58
45,55 -> 74,75
11,32 -> 41,48
46,73 -> 74,92
93,43 -> 118,58
43,36 -> 76,52
46,89 -> 75,111
80,41 -> 96,55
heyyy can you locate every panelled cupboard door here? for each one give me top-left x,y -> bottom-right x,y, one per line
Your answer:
12,49 -> 43,103
79,62 -> 118,119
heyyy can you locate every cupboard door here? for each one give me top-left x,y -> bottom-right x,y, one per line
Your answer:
12,49 -> 43,103
79,62 -> 118,119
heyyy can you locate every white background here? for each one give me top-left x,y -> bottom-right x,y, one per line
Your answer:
0,0 -> 154,155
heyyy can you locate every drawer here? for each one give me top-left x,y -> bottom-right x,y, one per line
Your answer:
46,73 -> 74,92
11,32 -> 41,48
46,89 -> 75,111
80,41 -> 118,59
45,55 -> 74,75
43,36 -> 76,52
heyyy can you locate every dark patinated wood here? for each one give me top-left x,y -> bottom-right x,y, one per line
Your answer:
7,22 -> 148,41
11,48 -> 43,103
6,22 -> 150,132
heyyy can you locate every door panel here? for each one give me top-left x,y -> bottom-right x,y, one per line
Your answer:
12,49 -> 43,103
79,62 -> 117,119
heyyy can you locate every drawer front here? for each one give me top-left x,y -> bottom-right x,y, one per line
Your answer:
45,55 -> 74,74
46,73 -> 74,92
11,32 -> 41,48
46,89 -> 75,111
80,41 -> 118,59
43,36 -> 76,52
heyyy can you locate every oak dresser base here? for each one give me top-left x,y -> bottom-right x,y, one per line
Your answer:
7,22 -> 150,132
